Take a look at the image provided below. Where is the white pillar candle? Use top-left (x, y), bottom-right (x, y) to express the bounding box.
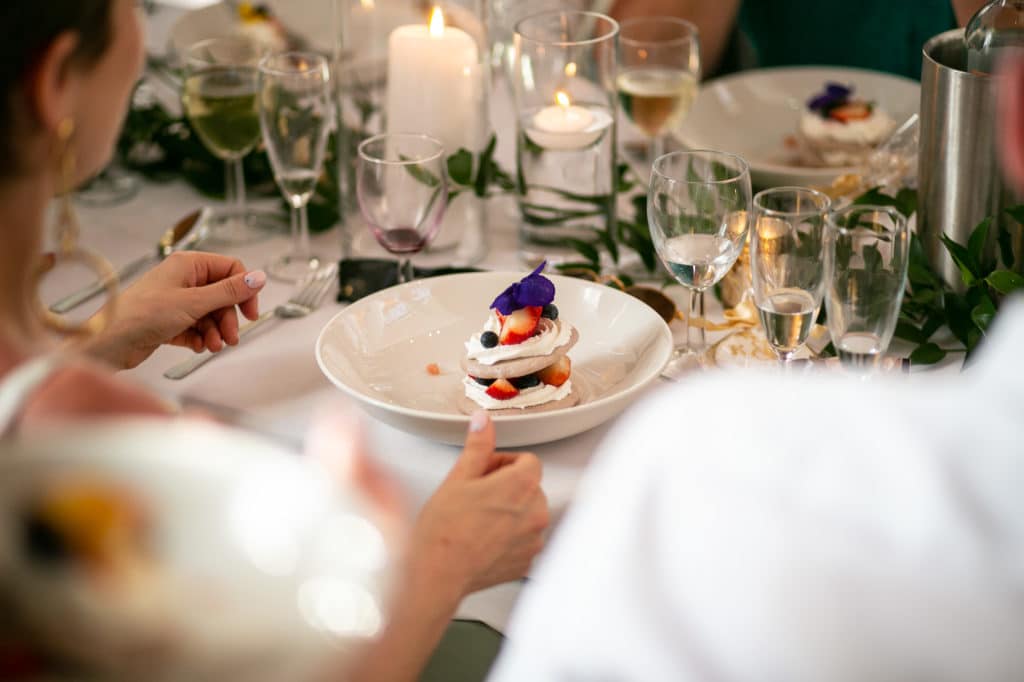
top-left (527, 90), bottom-right (613, 151)
top-left (385, 7), bottom-right (483, 156)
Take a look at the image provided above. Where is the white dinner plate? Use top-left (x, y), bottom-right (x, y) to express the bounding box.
top-left (316, 272), bottom-right (673, 447)
top-left (677, 66), bottom-right (920, 189)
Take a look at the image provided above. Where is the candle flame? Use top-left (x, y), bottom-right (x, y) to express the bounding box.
top-left (429, 6), bottom-right (445, 37)
top-left (564, 62), bottom-right (577, 77)
top-left (555, 90), bottom-right (571, 108)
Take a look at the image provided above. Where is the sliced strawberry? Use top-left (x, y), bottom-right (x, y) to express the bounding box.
top-left (485, 378), bottom-right (520, 400)
top-left (829, 103), bottom-right (871, 123)
top-left (537, 356), bottom-right (571, 387)
top-left (499, 306), bottom-right (543, 345)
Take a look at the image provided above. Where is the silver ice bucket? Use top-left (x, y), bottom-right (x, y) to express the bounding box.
top-left (918, 29), bottom-right (1023, 289)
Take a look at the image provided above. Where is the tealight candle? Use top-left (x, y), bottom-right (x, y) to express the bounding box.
top-left (527, 90), bottom-right (613, 151)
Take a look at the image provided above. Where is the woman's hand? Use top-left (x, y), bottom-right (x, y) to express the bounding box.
top-left (410, 411), bottom-right (550, 600)
top-left (85, 251), bottom-right (267, 369)
top-left (342, 410), bottom-right (549, 682)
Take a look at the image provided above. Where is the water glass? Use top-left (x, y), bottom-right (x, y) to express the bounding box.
top-left (750, 187), bottom-right (831, 364)
top-left (182, 36), bottom-right (272, 244)
top-left (259, 52), bottom-right (334, 282)
top-left (617, 17), bottom-right (700, 165)
top-left (648, 150), bottom-right (751, 372)
top-left (356, 133), bottom-right (449, 283)
top-left (825, 204), bottom-right (910, 371)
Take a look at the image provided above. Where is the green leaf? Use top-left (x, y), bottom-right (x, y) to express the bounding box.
top-left (446, 149), bottom-right (473, 186)
top-left (597, 229), bottom-right (620, 264)
top-left (473, 135), bottom-right (498, 197)
top-left (894, 320), bottom-right (927, 343)
top-left (944, 293), bottom-right (973, 346)
top-left (986, 270), bottom-right (1024, 294)
top-left (967, 217), bottom-right (992, 274)
top-left (402, 156), bottom-right (441, 187)
top-left (1004, 204), bottom-right (1024, 224)
top-left (862, 243), bottom-right (884, 273)
top-left (939, 233), bottom-right (979, 286)
top-left (895, 188), bottom-right (918, 218)
top-left (910, 342), bottom-right (946, 365)
top-left (563, 238), bottom-right (600, 267)
top-left (998, 224), bottom-right (1016, 269)
top-left (971, 293), bottom-right (997, 333)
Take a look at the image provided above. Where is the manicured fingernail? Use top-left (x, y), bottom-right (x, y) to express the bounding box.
top-left (469, 410), bottom-right (489, 433)
top-left (244, 270), bottom-right (266, 289)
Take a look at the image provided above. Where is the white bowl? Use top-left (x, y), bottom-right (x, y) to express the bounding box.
top-left (677, 66), bottom-right (920, 189)
top-left (316, 272), bottom-right (673, 447)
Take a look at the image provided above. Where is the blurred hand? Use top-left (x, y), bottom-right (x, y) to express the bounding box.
top-left (88, 251), bottom-right (266, 369)
top-left (410, 411), bottom-right (550, 599)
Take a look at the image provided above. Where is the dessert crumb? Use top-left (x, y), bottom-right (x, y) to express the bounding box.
top-left (426, 363), bottom-right (441, 376)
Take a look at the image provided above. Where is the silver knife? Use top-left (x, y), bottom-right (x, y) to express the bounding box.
top-left (50, 208), bottom-right (208, 313)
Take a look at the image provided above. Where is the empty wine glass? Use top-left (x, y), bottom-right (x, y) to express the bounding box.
top-left (648, 150), bottom-right (750, 374)
top-left (617, 17), bottom-right (700, 166)
top-left (750, 187), bottom-right (831, 365)
top-left (182, 36), bottom-right (274, 244)
top-left (357, 133), bottom-right (449, 283)
top-left (825, 204), bottom-right (910, 372)
top-left (259, 52), bottom-right (334, 282)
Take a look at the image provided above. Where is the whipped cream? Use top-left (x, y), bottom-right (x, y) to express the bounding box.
top-left (798, 109), bottom-right (895, 146)
top-left (463, 377), bottom-right (573, 410)
top-left (465, 312), bottom-right (573, 365)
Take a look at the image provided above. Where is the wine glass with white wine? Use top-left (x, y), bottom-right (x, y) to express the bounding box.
top-left (648, 150), bottom-right (750, 376)
top-left (259, 52), bottom-right (334, 282)
top-left (182, 36), bottom-right (276, 244)
top-left (617, 17), bottom-right (700, 167)
top-left (750, 187), bottom-right (831, 365)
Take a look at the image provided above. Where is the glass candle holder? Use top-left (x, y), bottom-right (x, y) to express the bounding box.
top-left (512, 10), bottom-right (619, 267)
top-left (335, 0), bottom-right (489, 266)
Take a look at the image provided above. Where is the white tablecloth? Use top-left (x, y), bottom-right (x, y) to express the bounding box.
top-left (43, 1), bottom-right (953, 633)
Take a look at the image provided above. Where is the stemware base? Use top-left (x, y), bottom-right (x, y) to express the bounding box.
top-left (202, 207), bottom-right (283, 247)
top-left (660, 348), bottom-right (710, 380)
top-left (267, 252), bottom-right (328, 283)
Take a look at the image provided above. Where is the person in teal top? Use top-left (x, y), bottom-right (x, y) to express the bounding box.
top-left (611, 0), bottom-right (987, 79)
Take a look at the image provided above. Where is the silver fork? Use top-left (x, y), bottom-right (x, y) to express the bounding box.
top-left (163, 263), bottom-right (338, 380)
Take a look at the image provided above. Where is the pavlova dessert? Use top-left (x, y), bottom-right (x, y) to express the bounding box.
top-left (796, 82), bottom-right (896, 167)
top-left (459, 264), bottom-right (580, 415)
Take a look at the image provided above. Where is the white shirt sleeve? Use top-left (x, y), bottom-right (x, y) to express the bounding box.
top-left (488, 341), bottom-right (1024, 682)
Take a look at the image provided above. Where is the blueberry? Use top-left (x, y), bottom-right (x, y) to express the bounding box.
top-left (480, 331), bottom-right (499, 348)
top-left (541, 304), bottom-right (559, 320)
top-left (512, 374), bottom-right (541, 389)
top-left (473, 376), bottom-right (495, 386)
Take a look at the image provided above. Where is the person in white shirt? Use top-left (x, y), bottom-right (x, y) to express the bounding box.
top-left (488, 55), bottom-right (1024, 682)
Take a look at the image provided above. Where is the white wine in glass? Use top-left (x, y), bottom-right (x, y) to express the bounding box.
top-left (183, 36), bottom-right (277, 244)
top-left (757, 288), bottom-right (817, 357)
top-left (617, 68), bottom-right (698, 139)
top-left (617, 17), bottom-right (700, 163)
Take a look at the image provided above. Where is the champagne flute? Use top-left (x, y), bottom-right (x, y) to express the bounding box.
top-left (750, 187), bottom-right (831, 365)
top-left (825, 205), bottom-right (910, 372)
top-left (617, 17), bottom-right (700, 166)
top-left (259, 52), bottom-right (334, 282)
top-left (357, 133), bottom-right (448, 284)
top-left (182, 36), bottom-right (272, 244)
top-left (648, 150), bottom-right (750, 374)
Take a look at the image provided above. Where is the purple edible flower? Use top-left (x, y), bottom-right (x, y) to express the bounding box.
top-left (807, 82), bottom-right (853, 113)
top-left (491, 262), bottom-right (556, 314)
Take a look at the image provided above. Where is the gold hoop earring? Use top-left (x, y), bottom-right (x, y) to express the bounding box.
top-left (32, 118), bottom-right (119, 338)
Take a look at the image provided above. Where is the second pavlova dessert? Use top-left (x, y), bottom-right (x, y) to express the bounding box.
top-left (459, 264), bottom-right (579, 415)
